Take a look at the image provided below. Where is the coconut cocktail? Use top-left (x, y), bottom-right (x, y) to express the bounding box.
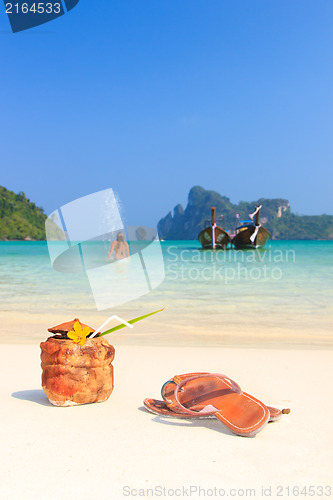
top-left (40, 309), bottom-right (164, 407)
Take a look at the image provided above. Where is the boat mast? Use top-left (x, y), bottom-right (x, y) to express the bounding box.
top-left (249, 205), bottom-right (262, 245)
top-left (211, 206), bottom-right (216, 249)
top-left (254, 205), bottom-right (261, 226)
top-left (234, 213), bottom-right (240, 236)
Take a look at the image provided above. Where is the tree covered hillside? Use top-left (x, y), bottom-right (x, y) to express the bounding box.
top-left (0, 186), bottom-right (46, 240)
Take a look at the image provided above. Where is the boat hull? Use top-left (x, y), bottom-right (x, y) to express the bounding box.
top-left (198, 226), bottom-right (231, 249)
top-left (232, 226), bottom-right (271, 249)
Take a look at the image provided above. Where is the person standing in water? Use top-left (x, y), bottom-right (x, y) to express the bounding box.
top-left (107, 232), bottom-right (130, 261)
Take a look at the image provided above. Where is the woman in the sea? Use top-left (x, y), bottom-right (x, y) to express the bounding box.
top-left (107, 232), bottom-right (130, 261)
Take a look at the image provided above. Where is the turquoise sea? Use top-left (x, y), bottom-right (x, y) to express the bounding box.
top-left (0, 241), bottom-right (332, 346)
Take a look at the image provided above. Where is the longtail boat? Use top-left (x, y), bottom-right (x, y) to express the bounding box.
top-left (198, 207), bottom-right (231, 249)
top-left (232, 205), bottom-right (271, 249)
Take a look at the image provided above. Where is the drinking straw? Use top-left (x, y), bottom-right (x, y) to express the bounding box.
top-left (90, 307), bottom-right (166, 338)
top-left (90, 315), bottom-right (133, 339)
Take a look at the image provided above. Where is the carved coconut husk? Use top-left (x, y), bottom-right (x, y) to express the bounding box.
top-left (40, 336), bottom-right (115, 406)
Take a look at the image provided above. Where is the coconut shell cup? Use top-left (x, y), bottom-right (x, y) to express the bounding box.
top-left (40, 336), bottom-right (115, 407)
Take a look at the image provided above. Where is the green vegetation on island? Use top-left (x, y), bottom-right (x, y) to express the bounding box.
top-left (1, 184), bottom-right (333, 241)
top-left (158, 186), bottom-right (333, 240)
top-left (0, 186), bottom-right (47, 240)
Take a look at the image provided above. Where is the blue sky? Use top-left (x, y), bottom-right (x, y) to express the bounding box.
top-left (1, 0), bottom-right (332, 226)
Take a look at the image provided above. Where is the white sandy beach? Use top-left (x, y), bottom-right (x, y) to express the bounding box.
top-left (0, 343), bottom-right (332, 500)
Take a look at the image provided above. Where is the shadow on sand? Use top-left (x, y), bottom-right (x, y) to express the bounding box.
top-left (12, 389), bottom-right (52, 407)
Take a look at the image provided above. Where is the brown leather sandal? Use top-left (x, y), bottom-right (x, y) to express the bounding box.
top-left (143, 397), bottom-right (284, 422)
top-left (144, 372), bottom-right (290, 436)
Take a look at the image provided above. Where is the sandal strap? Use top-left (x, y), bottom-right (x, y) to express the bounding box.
top-left (174, 373), bottom-right (242, 415)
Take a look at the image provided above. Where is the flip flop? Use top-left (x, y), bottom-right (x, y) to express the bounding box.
top-left (144, 397), bottom-right (214, 418)
top-left (144, 372), bottom-right (290, 437)
top-left (144, 373), bottom-right (214, 419)
top-left (143, 397), bottom-right (285, 422)
top-left (173, 373), bottom-right (271, 436)
top-left (160, 372), bottom-right (284, 422)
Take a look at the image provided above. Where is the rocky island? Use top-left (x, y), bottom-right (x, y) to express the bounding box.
top-left (157, 186), bottom-right (333, 240)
